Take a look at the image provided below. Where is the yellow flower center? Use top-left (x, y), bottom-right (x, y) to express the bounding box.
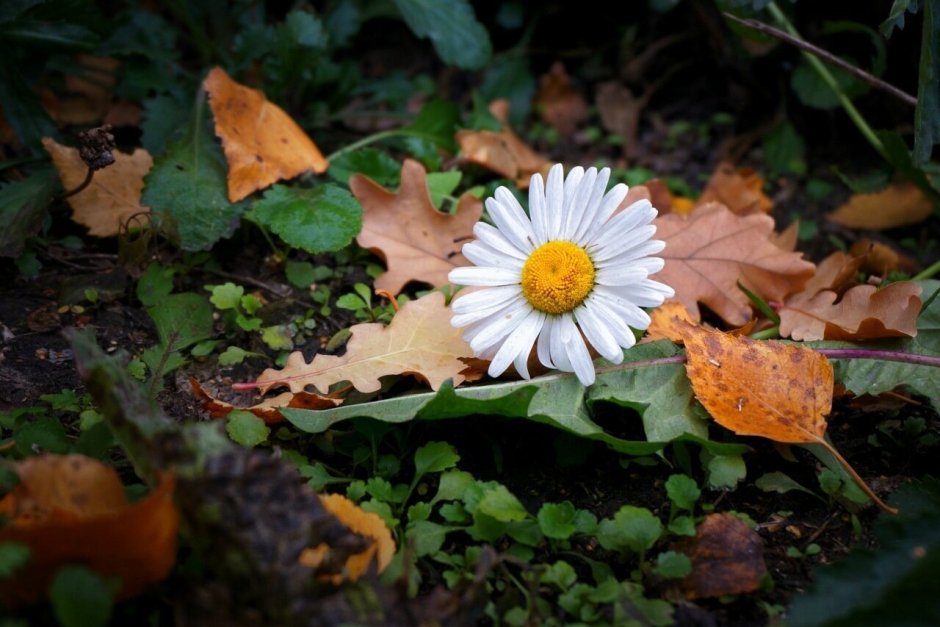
top-left (520, 241), bottom-right (596, 314)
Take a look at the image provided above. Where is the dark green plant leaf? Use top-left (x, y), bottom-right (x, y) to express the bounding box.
top-left (791, 58), bottom-right (867, 110)
top-left (0, 62), bottom-right (58, 151)
top-left (227, 410), bottom-right (270, 447)
top-left (14, 416), bottom-right (70, 456)
top-left (402, 99), bottom-right (461, 153)
top-left (763, 121), bottom-right (806, 178)
top-left (479, 56), bottom-right (536, 126)
top-left (414, 441), bottom-right (460, 479)
top-left (0, 18), bottom-right (99, 48)
top-left (0, 542), bottom-right (30, 579)
top-left (142, 102), bottom-right (243, 251)
top-left (251, 184), bottom-right (362, 254)
top-left (597, 505), bottom-right (663, 554)
top-left (477, 484), bottom-right (528, 523)
top-left (393, 0), bottom-right (492, 70)
top-left (140, 93), bottom-right (189, 156)
top-left (136, 263), bottom-right (175, 307)
top-left (0, 166), bottom-right (57, 257)
top-left (148, 292), bottom-right (214, 351)
top-left (50, 565), bottom-right (113, 627)
top-left (789, 478), bottom-right (940, 627)
top-left (914, 0), bottom-right (940, 165)
top-left (755, 471), bottom-right (821, 498)
top-left (327, 148), bottom-right (401, 186)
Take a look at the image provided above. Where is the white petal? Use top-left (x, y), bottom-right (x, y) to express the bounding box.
top-left (593, 288), bottom-right (653, 329)
top-left (537, 316), bottom-right (555, 368)
top-left (576, 304), bottom-right (623, 363)
top-left (595, 265), bottom-right (649, 286)
top-left (563, 167), bottom-right (597, 240)
top-left (469, 300), bottom-right (532, 355)
top-left (486, 197), bottom-right (535, 254)
top-left (580, 183), bottom-right (629, 243)
top-left (546, 164), bottom-right (565, 237)
top-left (591, 225), bottom-right (659, 263)
top-left (528, 173), bottom-right (549, 245)
top-left (594, 239), bottom-right (667, 269)
top-left (584, 295), bottom-right (637, 349)
top-left (558, 315), bottom-right (595, 385)
top-left (462, 241), bottom-right (525, 269)
top-left (495, 186), bottom-right (536, 244)
top-left (451, 285), bottom-right (520, 314)
top-left (452, 294), bottom-right (525, 328)
top-left (571, 167), bottom-right (611, 243)
top-left (549, 317), bottom-right (573, 372)
top-left (488, 310), bottom-right (544, 378)
top-left (449, 266), bottom-right (520, 286)
top-left (563, 167), bottom-right (585, 209)
top-left (473, 222), bottom-right (528, 260)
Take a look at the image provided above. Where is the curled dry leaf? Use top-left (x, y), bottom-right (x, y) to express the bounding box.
top-left (0, 454), bottom-right (179, 605)
top-left (203, 67), bottom-right (328, 202)
top-left (42, 137), bottom-right (152, 237)
top-left (654, 203), bottom-right (815, 325)
top-left (299, 493), bottom-right (395, 584)
top-left (697, 162), bottom-right (773, 216)
top-left (455, 99), bottom-right (552, 187)
top-left (351, 159), bottom-right (483, 295)
top-left (190, 378), bottom-right (342, 424)
top-left (849, 239), bottom-right (919, 276)
top-left (677, 513), bottom-right (767, 600)
top-left (535, 62), bottom-right (588, 137)
top-left (678, 319), bottom-right (896, 513)
top-left (827, 181), bottom-right (933, 230)
top-left (254, 291), bottom-right (480, 396)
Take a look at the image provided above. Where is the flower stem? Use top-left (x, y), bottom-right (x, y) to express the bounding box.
top-left (815, 348), bottom-right (940, 367)
top-left (326, 129), bottom-right (406, 162)
top-left (912, 258), bottom-right (940, 281)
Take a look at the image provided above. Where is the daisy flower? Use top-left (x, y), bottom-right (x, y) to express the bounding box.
top-left (448, 163), bottom-right (674, 386)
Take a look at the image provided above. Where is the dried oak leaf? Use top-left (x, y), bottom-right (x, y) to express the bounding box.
top-left (849, 239), bottom-right (919, 276)
top-left (828, 181), bottom-right (933, 230)
top-left (350, 159), bottom-right (482, 295)
top-left (678, 320), bottom-right (895, 512)
top-left (203, 67), bottom-right (328, 202)
top-left (455, 99), bottom-right (552, 187)
top-left (42, 137), bottom-right (152, 237)
top-left (535, 62), bottom-right (588, 137)
top-left (697, 162), bottom-right (773, 215)
top-left (300, 493), bottom-right (395, 585)
top-left (0, 454), bottom-right (178, 605)
top-left (189, 378), bottom-right (341, 424)
top-left (255, 291), bottom-right (478, 395)
top-left (677, 513), bottom-right (766, 600)
top-left (654, 203), bottom-right (815, 325)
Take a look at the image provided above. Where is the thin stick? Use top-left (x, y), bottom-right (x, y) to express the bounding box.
top-left (61, 168), bottom-right (94, 199)
top-left (723, 12), bottom-right (918, 107)
top-left (814, 436), bottom-right (898, 514)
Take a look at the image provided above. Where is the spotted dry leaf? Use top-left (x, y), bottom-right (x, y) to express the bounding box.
top-left (678, 513), bottom-right (767, 600)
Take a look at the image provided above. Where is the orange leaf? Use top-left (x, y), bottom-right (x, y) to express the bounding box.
top-left (697, 162), bottom-right (773, 215)
top-left (654, 203), bottom-right (815, 325)
top-left (679, 321), bottom-right (895, 513)
top-left (0, 455), bottom-right (179, 605)
top-left (827, 181), bottom-right (933, 230)
top-left (678, 513), bottom-right (767, 600)
top-left (255, 291), bottom-right (478, 395)
top-left (42, 137), bottom-right (152, 237)
top-left (299, 493), bottom-right (395, 584)
top-left (644, 301), bottom-right (695, 343)
top-left (779, 281), bottom-right (921, 341)
top-left (203, 67), bottom-right (328, 202)
top-left (189, 378), bottom-right (342, 424)
top-left (350, 159), bottom-right (483, 295)
top-left (455, 100), bottom-right (552, 187)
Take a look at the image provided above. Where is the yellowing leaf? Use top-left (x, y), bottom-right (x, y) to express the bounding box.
top-left (0, 455), bottom-right (179, 605)
top-left (203, 67), bottom-right (328, 202)
top-left (455, 99), bottom-right (552, 187)
top-left (697, 162), bottom-right (773, 215)
top-left (828, 181), bottom-right (933, 230)
top-left (300, 493), bottom-right (395, 584)
top-left (42, 137), bottom-right (152, 237)
top-left (350, 159), bottom-right (482, 295)
top-left (678, 320), bottom-right (895, 513)
top-left (255, 291), bottom-right (478, 395)
top-left (653, 203), bottom-right (815, 325)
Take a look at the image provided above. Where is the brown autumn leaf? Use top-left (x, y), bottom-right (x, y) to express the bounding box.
top-left (41, 55), bottom-right (119, 125)
top-left (0, 454), bottom-right (179, 605)
top-left (254, 291), bottom-right (478, 396)
top-left (189, 378), bottom-right (342, 424)
top-left (678, 319), bottom-right (895, 512)
top-left (654, 203), bottom-right (815, 325)
top-left (677, 513), bottom-right (767, 600)
top-left (849, 239), bottom-right (919, 276)
top-left (644, 301), bottom-right (696, 343)
top-left (535, 62), bottom-right (588, 137)
top-left (43, 137), bottom-right (152, 237)
top-left (203, 67), bottom-right (328, 202)
top-left (828, 181), bottom-right (933, 230)
top-left (350, 159), bottom-right (483, 295)
top-left (779, 281), bottom-right (922, 341)
top-left (455, 99), bottom-right (552, 187)
top-left (299, 493), bottom-right (395, 584)
top-left (698, 162), bottom-right (773, 215)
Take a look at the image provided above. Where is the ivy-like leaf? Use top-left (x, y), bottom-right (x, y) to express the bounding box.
top-left (251, 184), bottom-right (362, 254)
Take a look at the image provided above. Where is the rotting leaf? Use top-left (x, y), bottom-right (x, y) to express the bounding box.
top-left (252, 291), bottom-right (480, 395)
top-left (203, 67), bottom-right (328, 202)
top-left (190, 378), bottom-right (341, 425)
top-left (0, 454), bottom-right (178, 605)
top-left (678, 319), bottom-right (896, 513)
top-left (300, 493), bottom-right (395, 584)
top-left (43, 137), bottom-right (152, 237)
top-left (350, 159), bottom-right (482, 295)
top-left (827, 181), bottom-right (933, 230)
top-left (677, 513), bottom-right (766, 600)
top-left (654, 203), bottom-right (815, 325)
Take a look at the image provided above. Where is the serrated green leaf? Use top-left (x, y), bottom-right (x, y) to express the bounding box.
top-left (414, 441), bottom-right (460, 479)
top-left (209, 282), bottom-right (244, 310)
top-left (407, 520), bottom-right (451, 556)
top-left (393, 0), bottom-right (491, 70)
top-left (50, 565), bottom-right (113, 627)
top-left (252, 184), bottom-right (362, 254)
top-left (542, 560), bottom-right (578, 590)
top-left (148, 293), bottom-right (214, 350)
top-left (478, 484), bottom-right (528, 522)
top-left (226, 410), bottom-right (269, 447)
top-left (0, 166), bottom-right (57, 257)
top-left (665, 474), bottom-right (700, 511)
top-left (597, 505), bottom-right (663, 554)
top-left (537, 501), bottom-right (578, 540)
top-left (142, 103), bottom-right (243, 251)
top-left (327, 148), bottom-right (401, 186)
